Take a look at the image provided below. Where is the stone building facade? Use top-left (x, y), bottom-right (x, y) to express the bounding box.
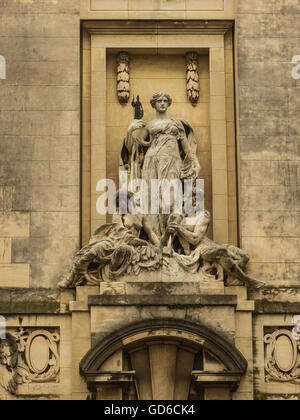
top-left (0, 0), bottom-right (299, 400)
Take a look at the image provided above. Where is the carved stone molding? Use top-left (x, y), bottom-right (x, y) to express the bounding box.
top-left (264, 329), bottom-right (300, 384)
top-left (84, 21), bottom-right (233, 37)
top-left (186, 52), bottom-right (200, 105)
top-left (117, 51), bottom-right (130, 104)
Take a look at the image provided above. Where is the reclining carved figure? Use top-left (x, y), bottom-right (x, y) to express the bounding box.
top-left (165, 210), bottom-right (265, 289)
top-left (58, 210), bottom-right (162, 289)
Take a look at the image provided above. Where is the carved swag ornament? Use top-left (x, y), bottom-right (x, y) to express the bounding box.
top-left (186, 52), bottom-right (200, 105)
top-left (117, 52), bottom-right (130, 104)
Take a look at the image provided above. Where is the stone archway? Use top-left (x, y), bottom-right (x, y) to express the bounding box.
top-left (80, 320), bottom-right (247, 400)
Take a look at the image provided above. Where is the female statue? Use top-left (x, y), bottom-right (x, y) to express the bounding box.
top-left (120, 92), bottom-right (201, 239)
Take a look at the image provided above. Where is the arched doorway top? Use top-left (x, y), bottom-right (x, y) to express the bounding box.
top-left (80, 319), bottom-right (248, 376)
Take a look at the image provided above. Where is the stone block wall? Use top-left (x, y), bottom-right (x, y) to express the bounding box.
top-left (0, 0), bottom-right (81, 288)
top-left (80, 0), bottom-right (235, 20)
top-left (237, 0), bottom-right (300, 400)
top-left (237, 0), bottom-right (300, 288)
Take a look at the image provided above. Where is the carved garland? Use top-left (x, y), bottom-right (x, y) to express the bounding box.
top-left (117, 51), bottom-right (130, 104)
top-left (264, 329), bottom-right (300, 383)
top-left (186, 52), bottom-right (200, 105)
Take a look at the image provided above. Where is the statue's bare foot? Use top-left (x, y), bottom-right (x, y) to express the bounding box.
top-left (57, 278), bottom-right (72, 290)
top-left (57, 273), bottom-right (75, 290)
top-left (229, 264), bottom-right (265, 289)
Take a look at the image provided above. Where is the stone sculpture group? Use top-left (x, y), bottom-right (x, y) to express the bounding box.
top-left (58, 92), bottom-right (264, 290)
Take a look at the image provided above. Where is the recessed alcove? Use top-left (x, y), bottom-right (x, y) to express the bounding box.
top-left (81, 21), bottom-right (238, 248)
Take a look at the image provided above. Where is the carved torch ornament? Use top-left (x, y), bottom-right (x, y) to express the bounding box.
top-left (117, 51), bottom-right (130, 104)
top-left (186, 52), bottom-right (200, 105)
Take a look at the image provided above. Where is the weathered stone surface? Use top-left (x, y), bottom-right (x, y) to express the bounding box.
top-left (0, 212), bottom-right (29, 237)
top-left (0, 0), bottom-right (79, 14)
top-left (0, 265), bottom-right (30, 288)
top-left (255, 301), bottom-right (300, 314)
top-left (88, 293), bottom-right (237, 307)
top-left (249, 286), bottom-right (300, 303)
top-left (0, 0), bottom-right (80, 289)
top-left (90, 304), bottom-right (236, 347)
top-left (237, 1), bottom-right (300, 401)
top-left (237, 0), bottom-right (300, 287)
top-left (0, 289), bottom-right (65, 314)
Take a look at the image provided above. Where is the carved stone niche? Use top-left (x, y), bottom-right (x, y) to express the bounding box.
top-left (80, 320), bottom-right (247, 401)
top-left (264, 327), bottom-right (300, 384)
top-left (0, 328), bottom-right (60, 397)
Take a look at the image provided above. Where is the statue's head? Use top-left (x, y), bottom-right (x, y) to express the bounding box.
top-left (150, 92), bottom-right (172, 113)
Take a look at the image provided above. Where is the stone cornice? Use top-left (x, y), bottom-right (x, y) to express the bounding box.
top-left (83, 20), bottom-right (233, 36)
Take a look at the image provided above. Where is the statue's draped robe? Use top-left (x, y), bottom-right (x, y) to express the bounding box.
top-left (69, 219), bottom-right (162, 285)
top-left (120, 119), bottom-right (199, 238)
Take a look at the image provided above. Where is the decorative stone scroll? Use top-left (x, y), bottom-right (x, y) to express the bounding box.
top-left (0, 328), bottom-right (60, 395)
top-left (264, 329), bottom-right (300, 384)
top-left (186, 52), bottom-right (200, 105)
top-left (117, 51), bottom-right (130, 104)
